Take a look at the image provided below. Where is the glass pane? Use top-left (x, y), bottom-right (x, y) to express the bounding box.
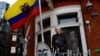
top-left (11, 46), bottom-right (16, 53)
top-left (58, 13), bottom-right (78, 24)
top-left (59, 18), bottom-right (76, 24)
top-left (37, 31), bottom-right (51, 47)
top-left (61, 26), bottom-right (82, 53)
top-left (0, 9), bottom-right (2, 14)
top-left (44, 31), bottom-right (51, 47)
top-left (43, 18), bottom-right (50, 29)
top-left (38, 17), bottom-right (50, 29)
top-left (2, 3), bottom-right (7, 9)
top-left (0, 2), bottom-right (9, 19)
top-left (0, 3), bottom-right (3, 8)
top-left (12, 35), bottom-right (17, 41)
top-left (37, 34), bottom-right (42, 43)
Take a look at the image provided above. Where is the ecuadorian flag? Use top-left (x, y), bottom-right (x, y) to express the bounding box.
top-left (4, 0), bottom-right (39, 30)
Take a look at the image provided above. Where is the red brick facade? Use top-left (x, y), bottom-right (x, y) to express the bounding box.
top-left (81, 0), bottom-right (100, 56)
top-left (7, 0), bottom-right (100, 56)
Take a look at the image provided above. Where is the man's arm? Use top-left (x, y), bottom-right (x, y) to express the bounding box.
top-left (52, 35), bottom-right (57, 49)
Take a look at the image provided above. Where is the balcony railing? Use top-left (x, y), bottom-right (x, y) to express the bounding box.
top-left (37, 49), bottom-right (91, 56)
top-left (56, 50), bottom-right (90, 56)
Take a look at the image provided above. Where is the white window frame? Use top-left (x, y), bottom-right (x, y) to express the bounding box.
top-left (12, 35), bottom-right (17, 41)
top-left (35, 5), bottom-right (88, 56)
top-left (10, 46), bottom-right (16, 54)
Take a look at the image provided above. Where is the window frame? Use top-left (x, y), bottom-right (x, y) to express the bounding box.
top-left (35, 5), bottom-right (88, 56)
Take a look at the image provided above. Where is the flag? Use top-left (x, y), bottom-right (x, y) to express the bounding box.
top-left (4, 0), bottom-right (39, 30)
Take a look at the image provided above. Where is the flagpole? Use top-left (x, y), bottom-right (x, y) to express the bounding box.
top-left (39, 0), bottom-right (44, 42)
top-left (25, 25), bottom-right (30, 38)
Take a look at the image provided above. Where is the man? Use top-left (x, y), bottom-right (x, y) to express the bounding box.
top-left (52, 27), bottom-right (68, 56)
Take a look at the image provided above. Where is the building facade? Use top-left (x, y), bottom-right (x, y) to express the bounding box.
top-left (34, 0), bottom-right (100, 56)
top-left (0, 2), bottom-right (9, 56)
top-left (6, 0), bottom-right (100, 56)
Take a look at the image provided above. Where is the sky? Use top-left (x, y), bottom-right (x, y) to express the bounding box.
top-left (0, 0), bottom-right (17, 6)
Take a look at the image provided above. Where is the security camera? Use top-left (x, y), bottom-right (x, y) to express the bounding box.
top-left (85, 0), bottom-right (93, 10)
top-left (91, 12), bottom-right (98, 19)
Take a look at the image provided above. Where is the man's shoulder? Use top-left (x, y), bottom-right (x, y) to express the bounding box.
top-left (52, 34), bottom-right (57, 37)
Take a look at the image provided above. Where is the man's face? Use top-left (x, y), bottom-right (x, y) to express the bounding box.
top-left (55, 28), bottom-right (60, 34)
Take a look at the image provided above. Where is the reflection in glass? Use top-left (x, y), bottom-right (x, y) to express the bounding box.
top-left (11, 46), bottom-right (16, 54)
top-left (44, 31), bottom-right (51, 47)
top-left (37, 34), bottom-right (42, 43)
top-left (58, 13), bottom-right (78, 24)
top-left (61, 27), bottom-right (82, 53)
top-left (43, 18), bottom-right (50, 29)
top-left (37, 31), bottom-right (51, 47)
top-left (38, 17), bottom-right (50, 30)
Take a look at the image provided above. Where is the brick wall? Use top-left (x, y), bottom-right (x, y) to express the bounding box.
top-left (81, 0), bottom-right (100, 56)
top-left (24, 18), bottom-right (35, 56)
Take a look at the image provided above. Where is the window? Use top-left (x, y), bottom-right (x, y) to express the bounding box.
top-left (44, 31), bottom-right (51, 47)
top-left (61, 26), bottom-right (82, 53)
top-left (58, 13), bottom-right (78, 24)
top-left (37, 31), bottom-right (51, 47)
top-left (38, 17), bottom-right (50, 30)
top-left (35, 5), bottom-right (87, 56)
top-left (43, 18), bottom-right (50, 29)
top-left (0, 2), bottom-right (9, 19)
top-left (12, 35), bottom-right (17, 41)
top-left (37, 34), bottom-right (42, 43)
top-left (57, 12), bottom-right (84, 53)
top-left (11, 46), bottom-right (16, 53)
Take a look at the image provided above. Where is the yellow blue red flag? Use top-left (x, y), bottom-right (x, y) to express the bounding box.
top-left (4, 0), bottom-right (39, 30)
